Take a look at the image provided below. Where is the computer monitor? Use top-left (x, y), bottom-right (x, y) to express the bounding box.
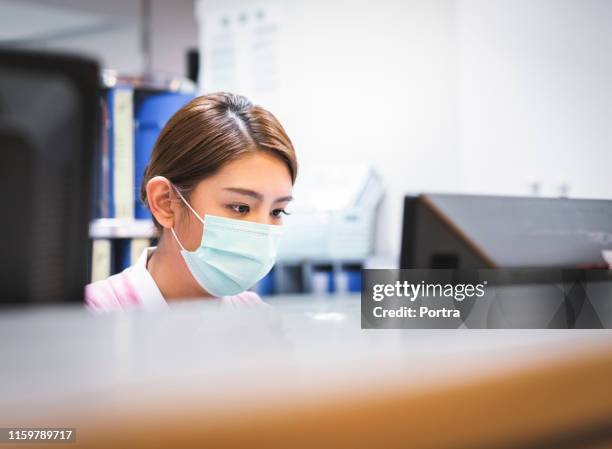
top-left (400, 193), bottom-right (612, 270)
top-left (0, 50), bottom-right (99, 305)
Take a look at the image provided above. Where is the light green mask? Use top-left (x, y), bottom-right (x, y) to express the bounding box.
top-left (170, 189), bottom-right (282, 297)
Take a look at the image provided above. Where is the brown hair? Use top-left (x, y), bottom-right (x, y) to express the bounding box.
top-left (140, 92), bottom-right (298, 232)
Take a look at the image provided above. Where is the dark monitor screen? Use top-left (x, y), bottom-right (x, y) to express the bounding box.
top-left (0, 50), bottom-right (99, 305)
top-left (400, 193), bottom-right (612, 270)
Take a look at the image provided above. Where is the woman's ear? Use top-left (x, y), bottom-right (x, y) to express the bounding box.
top-left (146, 176), bottom-right (178, 229)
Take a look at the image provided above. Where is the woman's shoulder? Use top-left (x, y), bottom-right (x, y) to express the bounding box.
top-left (85, 270), bottom-right (142, 312)
top-left (86, 274), bottom-right (266, 310)
top-left (221, 290), bottom-right (268, 306)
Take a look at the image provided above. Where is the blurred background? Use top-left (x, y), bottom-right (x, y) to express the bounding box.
top-left (1, 0), bottom-right (611, 298)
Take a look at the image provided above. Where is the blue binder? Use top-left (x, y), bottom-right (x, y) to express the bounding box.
top-left (134, 92), bottom-right (195, 218)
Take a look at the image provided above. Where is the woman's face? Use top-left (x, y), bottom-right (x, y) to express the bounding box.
top-left (174, 151), bottom-right (293, 251)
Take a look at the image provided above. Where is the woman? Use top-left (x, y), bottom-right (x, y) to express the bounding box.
top-left (86, 93), bottom-right (297, 310)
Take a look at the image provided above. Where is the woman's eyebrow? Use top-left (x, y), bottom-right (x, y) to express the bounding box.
top-left (223, 187), bottom-right (293, 203)
top-left (273, 195), bottom-right (293, 204)
top-left (223, 187), bottom-right (263, 200)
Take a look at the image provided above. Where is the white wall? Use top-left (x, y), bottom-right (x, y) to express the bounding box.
top-left (458, 0), bottom-right (612, 199)
top-left (197, 0), bottom-right (612, 261)
top-left (197, 0), bottom-right (462, 260)
top-left (149, 0), bottom-right (198, 75)
top-left (273, 0), bottom-right (461, 261)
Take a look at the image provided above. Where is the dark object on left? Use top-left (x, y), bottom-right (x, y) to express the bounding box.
top-left (0, 49), bottom-right (99, 306)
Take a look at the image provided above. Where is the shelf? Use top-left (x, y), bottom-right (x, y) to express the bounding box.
top-left (101, 69), bottom-right (196, 93)
top-left (89, 218), bottom-right (156, 239)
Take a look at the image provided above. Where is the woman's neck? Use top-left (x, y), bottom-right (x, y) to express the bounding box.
top-left (146, 234), bottom-right (214, 302)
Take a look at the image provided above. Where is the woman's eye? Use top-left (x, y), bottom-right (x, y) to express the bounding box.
top-left (230, 204), bottom-right (250, 214)
top-left (272, 209), bottom-right (289, 218)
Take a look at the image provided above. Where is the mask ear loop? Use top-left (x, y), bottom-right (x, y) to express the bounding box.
top-left (169, 182), bottom-right (205, 252)
top-left (170, 228), bottom-right (186, 251)
top-left (172, 185), bottom-right (205, 225)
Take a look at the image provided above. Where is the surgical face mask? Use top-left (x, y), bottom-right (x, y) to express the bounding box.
top-left (170, 188), bottom-right (283, 297)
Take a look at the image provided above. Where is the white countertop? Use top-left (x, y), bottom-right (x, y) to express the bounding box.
top-left (1, 294), bottom-right (611, 425)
